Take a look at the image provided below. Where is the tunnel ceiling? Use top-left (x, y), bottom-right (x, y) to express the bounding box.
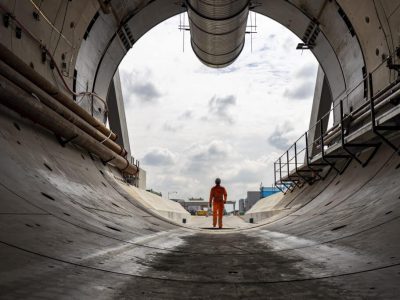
top-left (0, 0), bottom-right (399, 124)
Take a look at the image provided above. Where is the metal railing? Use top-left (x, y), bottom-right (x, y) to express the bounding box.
top-left (274, 49), bottom-right (400, 194)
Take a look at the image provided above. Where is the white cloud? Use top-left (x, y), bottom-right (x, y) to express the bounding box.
top-left (205, 95), bottom-right (237, 124)
top-left (188, 140), bottom-right (233, 161)
top-left (130, 82), bottom-right (161, 103)
top-left (284, 80), bottom-right (316, 100)
top-left (296, 64), bottom-right (318, 77)
top-left (180, 110), bottom-right (193, 119)
top-left (142, 147), bottom-right (176, 166)
top-left (163, 122), bottom-right (183, 132)
top-left (120, 69), bottom-right (162, 104)
top-left (267, 121), bottom-right (299, 151)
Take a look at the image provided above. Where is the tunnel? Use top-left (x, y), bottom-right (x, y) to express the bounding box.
top-left (1, 0), bottom-right (400, 299)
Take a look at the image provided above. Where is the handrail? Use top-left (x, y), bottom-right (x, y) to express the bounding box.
top-left (274, 49), bottom-right (400, 191)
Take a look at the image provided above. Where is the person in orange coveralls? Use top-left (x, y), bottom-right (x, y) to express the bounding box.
top-left (209, 178), bottom-right (227, 229)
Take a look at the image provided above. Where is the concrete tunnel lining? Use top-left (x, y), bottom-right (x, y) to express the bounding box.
top-left (1, 0), bottom-right (400, 298)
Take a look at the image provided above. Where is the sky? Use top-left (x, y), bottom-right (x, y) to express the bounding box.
top-left (119, 13), bottom-right (319, 205)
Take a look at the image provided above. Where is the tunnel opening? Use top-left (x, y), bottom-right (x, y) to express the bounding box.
top-left (116, 12), bottom-right (319, 210)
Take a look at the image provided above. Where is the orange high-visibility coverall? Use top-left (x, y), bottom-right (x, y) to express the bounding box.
top-left (209, 185), bottom-right (227, 228)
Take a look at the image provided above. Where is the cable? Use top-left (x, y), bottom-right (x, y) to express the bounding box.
top-left (0, 3), bottom-right (109, 117)
top-left (29, 0), bottom-right (73, 48)
top-left (52, 0), bottom-right (70, 56)
top-left (100, 131), bottom-right (113, 144)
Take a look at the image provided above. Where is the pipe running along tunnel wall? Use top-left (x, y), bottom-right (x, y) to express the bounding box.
top-left (1, 0), bottom-right (400, 298)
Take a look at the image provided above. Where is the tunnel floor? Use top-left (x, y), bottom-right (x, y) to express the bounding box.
top-left (1, 224), bottom-right (400, 299)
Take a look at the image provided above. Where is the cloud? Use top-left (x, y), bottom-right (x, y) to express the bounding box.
top-left (189, 140), bottom-right (232, 161)
top-left (295, 64), bottom-right (318, 78)
top-left (142, 147), bottom-right (176, 166)
top-left (223, 153), bottom-right (278, 185)
top-left (120, 69), bottom-right (162, 104)
top-left (180, 110), bottom-right (193, 120)
top-left (163, 122), bottom-right (183, 132)
top-left (205, 95), bottom-right (237, 124)
top-left (283, 80), bottom-right (315, 100)
top-left (196, 64), bottom-right (239, 74)
top-left (228, 164), bottom-right (264, 184)
top-left (162, 110), bottom-right (194, 132)
top-left (246, 62), bottom-right (260, 68)
top-left (129, 82), bottom-right (161, 103)
top-left (267, 121), bottom-right (298, 150)
top-left (183, 140), bottom-right (236, 175)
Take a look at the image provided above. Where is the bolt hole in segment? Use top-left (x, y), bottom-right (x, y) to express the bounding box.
top-left (13, 122), bottom-right (21, 131)
top-left (43, 163), bottom-right (53, 172)
top-left (41, 192), bottom-right (55, 201)
top-left (331, 225), bottom-right (347, 231)
top-left (106, 225), bottom-right (121, 232)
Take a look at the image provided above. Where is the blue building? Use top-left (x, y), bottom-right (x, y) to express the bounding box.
top-left (260, 186), bottom-right (279, 198)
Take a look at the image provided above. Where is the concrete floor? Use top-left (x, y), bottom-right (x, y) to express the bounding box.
top-left (1, 105), bottom-right (400, 299)
top-left (188, 215), bottom-right (252, 230)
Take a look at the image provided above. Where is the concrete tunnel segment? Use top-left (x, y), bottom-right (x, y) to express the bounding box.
top-left (0, 0), bottom-right (400, 299)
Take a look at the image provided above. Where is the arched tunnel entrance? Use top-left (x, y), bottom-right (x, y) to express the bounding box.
top-left (0, 1), bottom-right (400, 299)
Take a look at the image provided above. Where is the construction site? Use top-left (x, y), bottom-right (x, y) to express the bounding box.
top-left (0, 0), bottom-right (400, 299)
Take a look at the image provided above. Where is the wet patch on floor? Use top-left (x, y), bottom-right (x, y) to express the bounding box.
top-left (116, 232), bottom-right (351, 299)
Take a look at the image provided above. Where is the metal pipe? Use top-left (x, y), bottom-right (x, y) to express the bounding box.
top-left (0, 43), bottom-right (117, 141)
top-left (323, 80), bottom-right (400, 144)
top-left (187, 0), bottom-right (250, 68)
top-left (324, 87), bottom-right (400, 145)
top-left (0, 75), bottom-right (137, 175)
top-left (0, 60), bottom-right (127, 157)
top-left (350, 81), bottom-right (400, 121)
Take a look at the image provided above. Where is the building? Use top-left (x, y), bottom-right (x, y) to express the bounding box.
top-left (180, 198), bottom-right (208, 215)
top-left (238, 199), bottom-right (245, 214)
top-left (245, 191), bottom-right (261, 211)
top-left (241, 187), bottom-right (280, 213)
top-left (179, 197), bottom-right (237, 215)
top-left (260, 186), bottom-right (279, 198)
